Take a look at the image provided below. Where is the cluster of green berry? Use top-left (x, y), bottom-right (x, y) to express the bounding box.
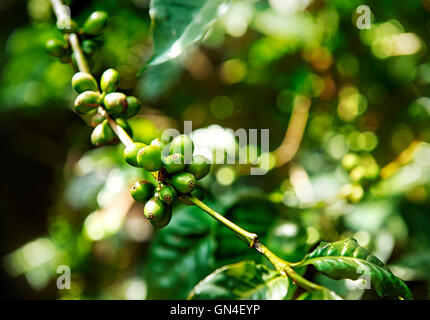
top-left (71, 68), bottom-right (141, 146)
top-left (124, 134), bottom-right (211, 228)
top-left (45, 11), bottom-right (108, 66)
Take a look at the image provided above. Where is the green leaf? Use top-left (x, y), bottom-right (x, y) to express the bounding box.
top-left (188, 261), bottom-right (291, 300)
top-left (297, 288), bottom-right (343, 300)
top-left (147, 0), bottom-right (231, 67)
top-left (144, 204), bottom-right (217, 299)
top-left (294, 238), bottom-right (413, 300)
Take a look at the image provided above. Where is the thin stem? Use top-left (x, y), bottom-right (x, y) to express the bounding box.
top-left (49, 0), bottom-right (134, 148)
top-left (186, 195), bottom-right (258, 247)
top-left (187, 194), bottom-right (324, 292)
top-left (68, 33), bottom-right (90, 73)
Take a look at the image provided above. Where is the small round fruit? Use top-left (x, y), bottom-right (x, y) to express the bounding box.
top-left (45, 39), bottom-right (67, 57)
top-left (130, 181), bottom-right (155, 203)
top-left (90, 113), bottom-right (104, 127)
top-left (169, 134), bottom-right (194, 159)
top-left (171, 172), bottom-right (196, 193)
top-left (91, 120), bottom-right (116, 146)
top-left (137, 145), bottom-right (163, 171)
top-left (144, 197), bottom-right (170, 221)
top-left (115, 118), bottom-right (133, 138)
top-left (124, 142), bottom-right (146, 167)
top-left (150, 209), bottom-right (172, 228)
top-left (74, 91), bottom-right (101, 114)
top-left (124, 96), bottom-right (141, 119)
top-left (158, 185), bottom-right (177, 205)
top-left (186, 155), bottom-right (211, 179)
top-left (82, 11), bottom-right (109, 36)
top-left (59, 19), bottom-right (79, 33)
top-left (150, 138), bottom-right (169, 157)
top-left (100, 68), bottom-right (119, 93)
top-left (164, 153), bottom-right (185, 174)
top-left (71, 72), bottom-right (98, 93)
top-left (103, 92), bottom-right (127, 117)
top-left (81, 40), bottom-right (97, 56)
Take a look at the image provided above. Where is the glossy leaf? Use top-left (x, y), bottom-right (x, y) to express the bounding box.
top-left (293, 238), bottom-right (413, 300)
top-left (147, 0), bottom-right (231, 67)
top-left (297, 288), bottom-right (343, 300)
top-left (188, 261), bottom-right (291, 300)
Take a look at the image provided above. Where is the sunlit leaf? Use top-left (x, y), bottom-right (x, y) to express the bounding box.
top-left (188, 261), bottom-right (291, 300)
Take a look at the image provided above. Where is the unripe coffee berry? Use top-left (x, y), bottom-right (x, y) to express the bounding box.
top-left (91, 119), bottom-right (116, 146)
top-left (130, 180), bottom-right (155, 203)
top-left (164, 153), bottom-right (185, 174)
top-left (150, 138), bottom-right (169, 157)
top-left (124, 96), bottom-right (141, 119)
top-left (82, 11), bottom-right (109, 36)
top-left (169, 134), bottom-right (194, 160)
top-left (81, 40), bottom-right (97, 56)
top-left (74, 91), bottom-right (101, 114)
top-left (59, 19), bottom-right (79, 34)
top-left (100, 68), bottom-right (119, 93)
top-left (72, 72), bottom-right (98, 93)
top-left (150, 209), bottom-right (172, 228)
top-left (186, 155), bottom-right (211, 179)
top-left (171, 172), bottom-right (196, 193)
top-left (144, 197), bottom-right (170, 222)
top-left (158, 185), bottom-right (177, 205)
top-left (103, 92), bottom-right (127, 117)
top-left (45, 39), bottom-right (68, 57)
top-left (124, 142), bottom-right (146, 167)
top-left (137, 145), bottom-right (163, 171)
top-left (115, 118), bottom-right (133, 138)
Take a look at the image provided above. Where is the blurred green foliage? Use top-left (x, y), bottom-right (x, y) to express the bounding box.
top-left (1, 0), bottom-right (430, 299)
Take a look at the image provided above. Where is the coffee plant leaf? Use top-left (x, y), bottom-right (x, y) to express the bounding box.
top-left (144, 203), bottom-right (217, 299)
top-left (294, 238), bottom-right (413, 300)
top-left (147, 0), bottom-right (231, 67)
top-left (188, 261), bottom-right (291, 300)
top-left (297, 288), bottom-right (343, 300)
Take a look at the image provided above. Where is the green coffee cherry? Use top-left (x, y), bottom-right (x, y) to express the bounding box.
top-left (124, 142), bottom-right (146, 167)
top-left (91, 119), bottom-right (116, 146)
top-left (171, 172), bottom-right (196, 193)
top-left (130, 180), bottom-right (155, 203)
top-left (59, 19), bottom-right (79, 34)
top-left (103, 92), bottom-right (127, 117)
top-left (45, 39), bottom-right (68, 57)
top-left (81, 40), bottom-right (97, 56)
top-left (100, 68), bottom-right (119, 93)
top-left (115, 118), bottom-right (133, 138)
top-left (90, 113), bottom-right (104, 127)
top-left (150, 138), bottom-right (169, 156)
top-left (150, 209), bottom-right (172, 228)
top-left (158, 185), bottom-right (177, 205)
top-left (82, 11), bottom-right (109, 36)
top-left (144, 197), bottom-right (170, 222)
top-left (137, 145), bottom-right (163, 171)
top-left (71, 72), bottom-right (98, 93)
top-left (186, 155), bottom-right (211, 179)
top-left (124, 96), bottom-right (141, 119)
top-left (164, 153), bottom-right (185, 174)
top-left (74, 91), bottom-right (101, 114)
top-left (169, 134), bottom-right (194, 159)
